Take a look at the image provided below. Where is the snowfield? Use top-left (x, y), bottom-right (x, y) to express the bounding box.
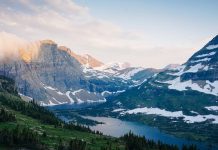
top-left (121, 107), bottom-right (218, 124)
top-left (117, 67), bottom-right (144, 80)
top-left (196, 52), bottom-right (216, 58)
top-left (112, 108), bottom-right (126, 112)
top-left (66, 91), bottom-right (75, 104)
top-left (40, 100), bottom-right (68, 106)
top-left (205, 106), bottom-right (218, 111)
top-left (190, 58), bottom-right (211, 63)
top-left (184, 63), bottom-right (204, 73)
top-left (206, 44), bottom-right (218, 50)
top-left (158, 75), bottom-right (218, 96)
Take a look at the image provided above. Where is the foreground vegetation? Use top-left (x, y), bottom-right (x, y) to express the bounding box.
top-left (0, 75), bottom-right (198, 149)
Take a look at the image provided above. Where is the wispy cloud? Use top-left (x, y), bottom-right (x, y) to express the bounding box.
top-left (0, 0), bottom-right (147, 48)
top-left (0, 31), bottom-right (40, 61)
top-left (0, 0), bottom-right (207, 68)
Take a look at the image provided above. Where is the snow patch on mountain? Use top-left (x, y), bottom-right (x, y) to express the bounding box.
top-left (19, 93), bottom-right (33, 102)
top-left (101, 90), bottom-right (125, 97)
top-left (205, 106), bottom-right (218, 111)
top-left (117, 67), bottom-right (144, 80)
top-left (167, 65), bottom-right (186, 76)
top-left (95, 62), bottom-right (131, 72)
top-left (66, 91), bottom-right (75, 104)
top-left (121, 107), bottom-right (218, 124)
top-left (44, 86), bottom-right (56, 91)
top-left (168, 63), bottom-right (210, 76)
top-left (190, 58), bottom-right (211, 63)
top-left (162, 77), bottom-right (218, 96)
top-left (40, 100), bottom-right (68, 106)
top-left (206, 44), bottom-right (218, 50)
top-left (185, 63), bottom-right (204, 73)
top-left (72, 89), bottom-right (84, 95)
top-left (112, 108), bottom-right (126, 112)
top-left (57, 91), bottom-right (64, 95)
top-left (196, 52), bottom-right (216, 58)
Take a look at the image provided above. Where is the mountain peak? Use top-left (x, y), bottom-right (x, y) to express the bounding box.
top-left (211, 34), bottom-right (218, 42)
top-left (58, 46), bottom-right (71, 52)
top-left (40, 39), bottom-right (56, 45)
top-left (203, 35), bottom-right (218, 50)
top-left (80, 54), bottom-right (104, 68)
top-left (58, 46), bottom-right (104, 68)
top-left (163, 64), bottom-right (180, 70)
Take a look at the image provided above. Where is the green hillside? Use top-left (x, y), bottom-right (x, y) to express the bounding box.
top-left (0, 75), bottom-right (197, 150)
top-left (0, 75), bottom-right (125, 150)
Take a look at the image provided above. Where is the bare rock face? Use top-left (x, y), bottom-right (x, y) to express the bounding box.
top-left (0, 40), bottom-right (105, 105)
top-left (34, 42), bottom-right (87, 90)
top-left (181, 35), bottom-right (218, 82)
top-left (0, 40), bottom-right (157, 106)
top-left (58, 46), bottom-right (104, 68)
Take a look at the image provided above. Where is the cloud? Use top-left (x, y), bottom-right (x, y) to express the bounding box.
top-left (0, 0), bottom-right (203, 68)
top-left (0, 0), bottom-right (144, 47)
top-left (0, 31), bottom-right (40, 62)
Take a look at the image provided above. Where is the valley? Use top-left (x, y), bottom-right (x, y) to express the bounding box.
top-left (50, 35), bottom-right (218, 149)
top-left (1, 35), bottom-right (218, 149)
top-left (1, 1), bottom-right (218, 149)
top-left (0, 74), bottom-right (195, 150)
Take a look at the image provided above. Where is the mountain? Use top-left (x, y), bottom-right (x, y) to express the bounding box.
top-left (0, 75), bottom-right (191, 150)
top-left (0, 40), bottom-right (157, 106)
top-left (0, 75), bottom-right (121, 149)
top-left (162, 35), bottom-right (218, 95)
top-left (105, 35), bottom-right (218, 113)
top-left (79, 35), bottom-right (218, 144)
top-left (163, 64), bottom-right (180, 70)
top-left (59, 46), bottom-right (104, 68)
top-left (0, 40), bottom-right (97, 106)
top-left (87, 62), bottom-right (159, 84)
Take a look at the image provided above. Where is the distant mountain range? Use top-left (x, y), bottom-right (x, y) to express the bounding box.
top-left (0, 39), bottom-right (157, 106)
top-left (76, 35), bottom-right (218, 144)
top-left (1, 33), bottom-right (218, 144)
top-left (96, 35), bottom-right (218, 118)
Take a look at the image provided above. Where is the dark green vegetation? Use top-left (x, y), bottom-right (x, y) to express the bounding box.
top-left (112, 79), bottom-right (218, 144)
top-left (0, 76), bottom-right (122, 150)
top-left (0, 107), bottom-right (16, 122)
top-left (0, 125), bottom-right (44, 149)
top-left (0, 75), bottom-right (199, 149)
top-left (75, 79), bottom-right (218, 144)
top-left (121, 132), bottom-right (197, 150)
top-left (55, 109), bottom-right (103, 126)
top-left (80, 35), bottom-right (218, 145)
top-left (120, 114), bottom-right (218, 144)
top-left (107, 78), bottom-right (218, 113)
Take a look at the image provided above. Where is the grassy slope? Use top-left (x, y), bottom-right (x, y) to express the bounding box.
top-left (0, 98), bottom-right (124, 150)
top-left (0, 75), bottom-right (124, 149)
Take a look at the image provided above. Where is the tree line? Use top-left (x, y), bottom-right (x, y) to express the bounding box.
top-left (0, 107), bottom-right (16, 122)
top-left (0, 93), bottom-right (97, 134)
top-left (121, 131), bottom-right (198, 150)
top-left (0, 125), bottom-right (46, 149)
top-left (0, 79), bottom-right (199, 150)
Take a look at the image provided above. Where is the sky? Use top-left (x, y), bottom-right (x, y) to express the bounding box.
top-left (0, 0), bottom-right (218, 68)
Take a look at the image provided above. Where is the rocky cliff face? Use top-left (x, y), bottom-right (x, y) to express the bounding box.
top-left (180, 35), bottom-right (218, 82)
top-left (157, 35), bottom-right (218, 96)
top-left (104, 35), bottom-right (218, 113)
top-left (91, 36), bottom-right (218, 127)
top-left (0, 40), bottom-right (156, 106)
top-left (0, 40), bottom-right (103, 105)
top-left (58, 46), bottom-right (104, 68)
